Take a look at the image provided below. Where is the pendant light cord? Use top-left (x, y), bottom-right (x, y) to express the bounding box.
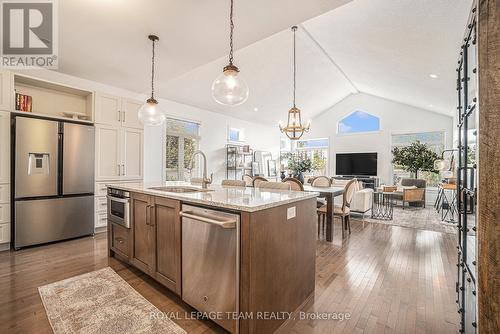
top-left (151, 38), bottom-right (156, 100)
top-left (229, 0), bottom-right (234, 66)
top-left (292, 26), bottom-right (297, 108)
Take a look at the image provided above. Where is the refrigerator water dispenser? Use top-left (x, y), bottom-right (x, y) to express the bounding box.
top-left (28, 153), bottom-right (50, 175)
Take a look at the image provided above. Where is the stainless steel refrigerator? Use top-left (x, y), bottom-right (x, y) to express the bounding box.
top-left (13, 116), bottom-right (95, 249)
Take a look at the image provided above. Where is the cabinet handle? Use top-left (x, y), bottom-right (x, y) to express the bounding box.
top-left (149, 205), bottom-right (155, 227)
top-left (115, 237), bottom-right (124, 244)
top-left (122, 111), bottom-right (126, 123)
top-left (117, 164), bottom-right (121, 176)
top-left (145, 205), bottom-right (150, 225)
top-left (117, 110), bottom-right (121, 122)
top-left (122, 164), bottom-right (126, 176)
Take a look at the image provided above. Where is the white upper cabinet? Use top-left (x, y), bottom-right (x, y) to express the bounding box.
top-left (95, 125), bottom-right (121, 181)
top-left (95, 93), bottom-right (143, 129)
top-left (95, 125), bottom-right (143, 181)
top-left (0, 71), bottom-right (13, 111)
top-left (121, 128), bottom-right (143, 180)
top-left (0, 111), bottom-right (10, 184)
top-left (121, 99), bottom-right (143, 129)
top-left (95, 93), bottom-right (122, 127)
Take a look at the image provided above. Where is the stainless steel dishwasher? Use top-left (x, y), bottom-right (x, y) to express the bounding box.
top-left (180, 204), bottom-right (240, 334)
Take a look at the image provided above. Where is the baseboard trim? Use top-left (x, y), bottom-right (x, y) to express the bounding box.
top-left (0, 243), bottom-right (11, 252)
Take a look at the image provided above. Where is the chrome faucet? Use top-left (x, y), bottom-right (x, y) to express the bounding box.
top-left (188, 150), bottom-right (212, 189)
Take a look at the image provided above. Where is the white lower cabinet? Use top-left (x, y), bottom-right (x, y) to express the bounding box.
top-left (0, 184), bottom-right (9, 203)
top-left (0, 223), bottom-right (10, 244)
top-left (95, 212), bottom-right (108, 229)
top-left (0, 203), bottom-right (10, 225)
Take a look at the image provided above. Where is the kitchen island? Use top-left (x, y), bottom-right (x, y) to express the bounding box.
top-left (107, 182), bottom-right (318, 334)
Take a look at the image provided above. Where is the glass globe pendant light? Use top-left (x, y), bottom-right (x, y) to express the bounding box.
top-left (138, 35), bottom-right (166, 126)
top-left (279, 26), bottom-right (311, 140)
top-left (212, 0), bottom-right (249, 106)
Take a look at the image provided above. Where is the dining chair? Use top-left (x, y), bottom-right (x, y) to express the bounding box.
top-left (317, 179), bottom-right (357, 238)
top-left (312, 176), bottom-right (330, 209)
top-left (242, 174), bottom-right (253, 187)
top-left (282, 177), bottom-right (304, 191)
top-left (252, 176), bottom-right (268, 187)
top-left (257, 181), bottom-right (291, 191)
top-left (221, 179), bottom-right (246, 187)
top-left (311, 176), bottom-right (331, 187)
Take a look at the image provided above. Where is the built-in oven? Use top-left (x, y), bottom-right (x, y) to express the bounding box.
top-left (107, 188), bottom-right (130, 228)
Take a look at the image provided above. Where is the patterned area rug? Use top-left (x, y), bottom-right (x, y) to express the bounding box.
top-left (38, 267), bottom-right (186, 334)
top-left (359, 207), bottom-right (457, 234)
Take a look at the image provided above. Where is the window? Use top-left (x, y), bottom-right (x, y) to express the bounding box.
top-left (391, 131), bottom-right (445, 187)
top-left (295, 138), bottom-right (329, 175)
top-left (338, 111), bottom-right (380, 134)
top-left (165, 118), bottom-right (200, 181)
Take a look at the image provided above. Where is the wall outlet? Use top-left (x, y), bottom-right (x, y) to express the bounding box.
top-left (287, 206), bottom-right (296, 220)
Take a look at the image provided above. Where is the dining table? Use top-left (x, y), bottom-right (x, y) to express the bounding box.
top-left (303, 184), bottom-right (345, 242)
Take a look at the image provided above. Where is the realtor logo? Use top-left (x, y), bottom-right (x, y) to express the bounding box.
top-left (1, 0), bottom-right (58, 68)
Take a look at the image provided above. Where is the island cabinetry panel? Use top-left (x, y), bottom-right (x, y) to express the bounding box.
top-left (152, 197), bottom-right (181, 295)
top-left (239, 198), bottom-right (317, 334)
top-left (124, 192), bottom-right (182, 295)
top-left (109, 221), bottom-right (130, 259)
top-left (130, 193), bottom-right (155, 274)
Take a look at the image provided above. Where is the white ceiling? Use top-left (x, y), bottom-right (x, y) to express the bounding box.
top-left (302, 0), bottom-right (473, 116)
top-left (56, 0), bottom-right (472, 124)
top-left (57, 0), bottom-right (350, 93)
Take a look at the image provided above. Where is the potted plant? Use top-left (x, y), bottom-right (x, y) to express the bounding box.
top-left (285, 153), bottom-right (313, 184)
top-left (392, 140), bottom-right (439, 179)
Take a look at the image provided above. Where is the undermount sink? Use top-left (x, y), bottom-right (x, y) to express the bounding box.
top-left (148, 186), bottom-right (211, 193)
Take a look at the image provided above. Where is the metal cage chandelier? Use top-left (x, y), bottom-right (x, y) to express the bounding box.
top-left (279, 26), bottom-right (310, 140)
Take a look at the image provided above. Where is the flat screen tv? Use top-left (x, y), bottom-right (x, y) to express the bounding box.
top-left (336, 153), bottom-right (377, 176)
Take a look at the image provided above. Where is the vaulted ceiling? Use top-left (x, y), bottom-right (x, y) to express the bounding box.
top-left (56, 0), bottom-right (472, 124)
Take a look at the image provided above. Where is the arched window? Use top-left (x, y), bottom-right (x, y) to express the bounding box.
top-left (338, 111), bottom-right (380, 134)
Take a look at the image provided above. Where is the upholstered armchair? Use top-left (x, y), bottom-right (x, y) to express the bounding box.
top-left (402, 188), bottom-right (426, 208)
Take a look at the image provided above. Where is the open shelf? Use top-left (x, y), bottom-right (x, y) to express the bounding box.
top-left (13, 74), bottom-right (94, 122)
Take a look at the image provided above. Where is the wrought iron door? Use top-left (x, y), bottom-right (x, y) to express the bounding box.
top-left (456, 4), bottom-right (478, 333)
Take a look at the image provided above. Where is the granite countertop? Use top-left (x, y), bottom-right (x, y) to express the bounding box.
top-left (106, 181), bottom-right (319, 212)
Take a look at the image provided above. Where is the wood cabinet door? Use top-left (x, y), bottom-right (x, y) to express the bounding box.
top-left (0, 111), bottom-right (10, 183)
top-left (95, 125), bottom-right (121, 180)
top-left (130, 193), bottom-right (155, 273)
top-left (95, 93), bottom-right (121, 127)
top-left (0, 71), bottom-right (13, 111)
top-left (121, 98), bottom-right (143, 129)
top-left (153, 197), bottom-right (181, 294)
top-left (121, 127), bottom-right (143, 180)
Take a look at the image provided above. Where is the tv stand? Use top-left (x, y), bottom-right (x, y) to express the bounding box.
top-left (333, 175), bottom-right (379, 189)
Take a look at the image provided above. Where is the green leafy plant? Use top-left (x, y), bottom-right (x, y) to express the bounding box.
top-left (284, 153), bottom-right (313, 174)
top-left (392, 141), bottom-right (439, 178)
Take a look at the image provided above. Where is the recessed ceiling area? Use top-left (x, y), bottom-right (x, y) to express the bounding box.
top-left (55, 0), bottom-right (472, 124)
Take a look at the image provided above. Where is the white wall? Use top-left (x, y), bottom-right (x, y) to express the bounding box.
top-left (144, 100), bottom-right (280, 183)
top-left (303, 93), bottom-right (454, 184)
top-left (17, 70), bottom-right (280, 184)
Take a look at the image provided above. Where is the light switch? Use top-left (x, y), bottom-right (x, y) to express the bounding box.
top-left (287, 206), bottom-right (296, 220)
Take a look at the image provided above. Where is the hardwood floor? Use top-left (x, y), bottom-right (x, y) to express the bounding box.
top-left (0, 219), bottom-right (459, 334)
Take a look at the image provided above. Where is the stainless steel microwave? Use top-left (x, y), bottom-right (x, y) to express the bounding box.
top-left (107, 188), bottom-right (130, 228)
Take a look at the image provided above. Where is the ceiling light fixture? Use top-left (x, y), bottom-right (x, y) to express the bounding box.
top-left (138, 35), bottom-right (166, 126)
top-left (212, 0), bottom-right (249, 106)
top-left (429, 74), bottom-right (438, 79)
top-left (279, 26), bottom-right (310, 140)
